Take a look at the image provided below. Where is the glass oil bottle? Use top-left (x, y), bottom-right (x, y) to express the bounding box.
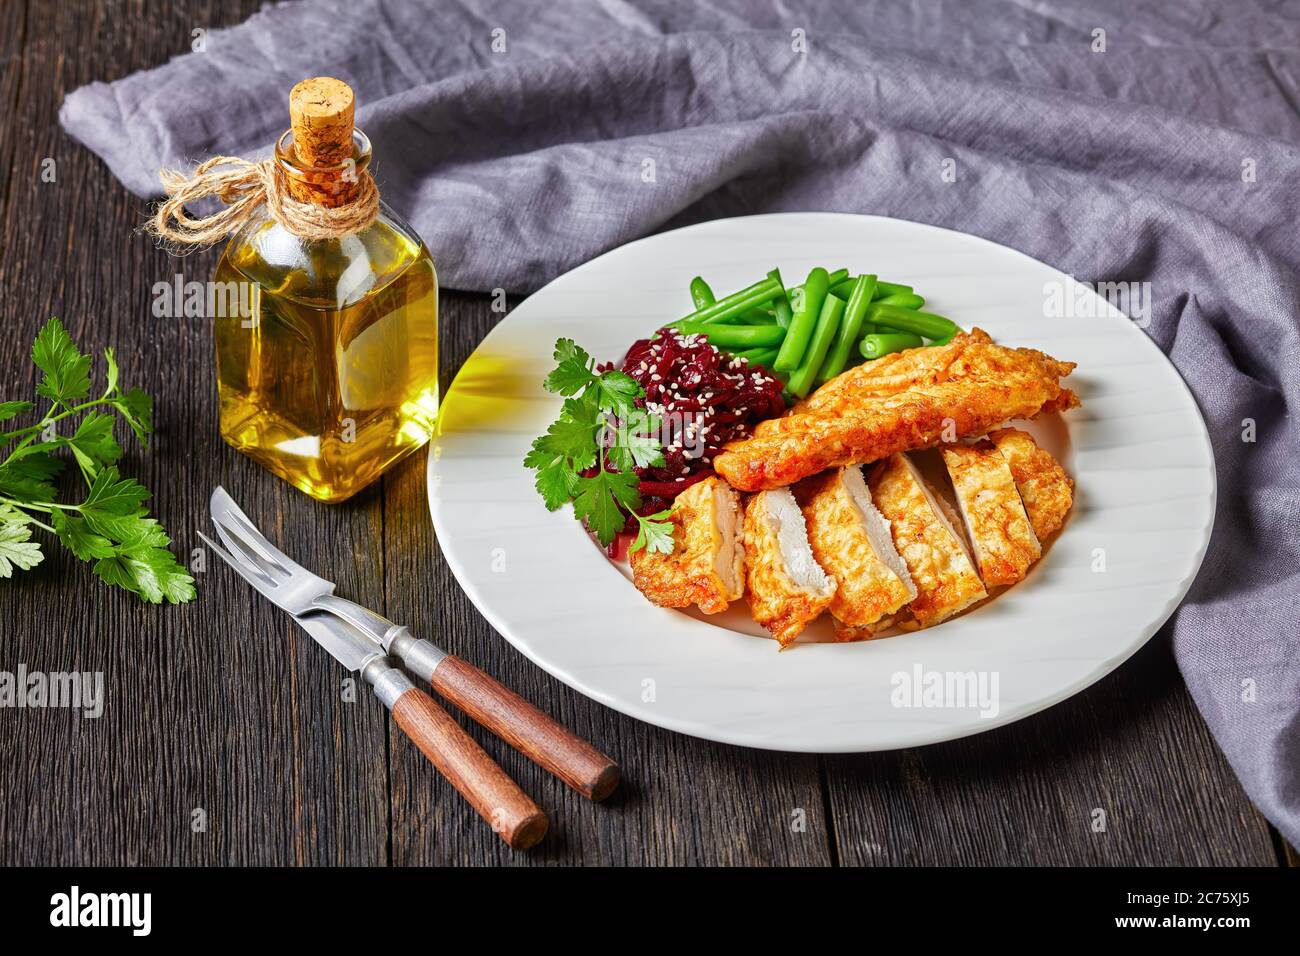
top-left (212, 77), bottom-right (439, 503)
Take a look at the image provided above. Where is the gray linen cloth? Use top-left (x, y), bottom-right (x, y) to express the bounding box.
top-left (61, 0), bottom-right (1300, 845)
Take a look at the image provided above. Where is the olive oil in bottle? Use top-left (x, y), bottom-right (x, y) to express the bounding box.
top-left (211, 78), bottom-right (439, 503)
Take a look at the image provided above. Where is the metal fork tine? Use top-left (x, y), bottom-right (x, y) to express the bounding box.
top-left (212, 517), bottom-right (286, 585)
top-left (197, 530), bottom-right (278, 590)
top-left (213, 510), bottom-right (292, 575)
top-left (210, 486), bottom-right (311, 578)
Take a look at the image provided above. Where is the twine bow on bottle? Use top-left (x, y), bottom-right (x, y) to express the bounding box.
top-left (146, 155), bottom-right (380, 246)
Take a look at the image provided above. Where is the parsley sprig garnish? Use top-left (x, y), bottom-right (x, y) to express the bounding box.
top-left (524, 339), bottom-right (675, 554)
top-left (0, 318), bottom-right (196, 603)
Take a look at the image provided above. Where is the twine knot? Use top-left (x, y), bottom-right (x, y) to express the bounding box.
top-left (146, 155), bottom-right (379, 246)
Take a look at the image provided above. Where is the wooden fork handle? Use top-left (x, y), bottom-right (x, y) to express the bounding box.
top-left (429, 655), bottom-right (621, 802)
top-left (368, 663), bottom-right (547, 850)
top-left (385, 628), bottom-right (620, 801)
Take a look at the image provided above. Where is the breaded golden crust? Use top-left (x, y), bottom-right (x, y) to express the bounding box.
top-left (796, 470), bottom-right (911, 629)
top-left (714, 330), bottom-right (1078, 491)
top-left (742, 492), bottom-right (835, 647)
top-left (630, 477), bottom-right (742, 614)
top-left (941, 441), bottom-right (1041, 587)
top-left (868, 454), bottom-right (987, 629)
top-left (832, 617), bottom-right (896, 642)
top-left (988, 428), bottom-right (1074, 540)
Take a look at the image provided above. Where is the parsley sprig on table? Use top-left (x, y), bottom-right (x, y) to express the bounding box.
top-left (524, 339), bottom-right (675, 554)
top-left (0, 318), bottom-right (196, 603)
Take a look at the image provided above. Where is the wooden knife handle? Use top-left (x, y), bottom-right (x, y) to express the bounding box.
top-left (391, 687), bottom-right (549, 850)
top-left (430, 656), bottom-right (621, 802)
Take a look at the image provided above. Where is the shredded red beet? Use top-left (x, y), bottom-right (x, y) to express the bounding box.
top-left (613, 330), bottom-right (784, 521)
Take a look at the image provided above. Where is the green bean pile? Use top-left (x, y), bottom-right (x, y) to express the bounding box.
top-left (666, 267), bottom-right (962, 399)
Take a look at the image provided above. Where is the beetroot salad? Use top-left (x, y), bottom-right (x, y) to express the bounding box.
top-left (618, 330), bottom-right (784, 517)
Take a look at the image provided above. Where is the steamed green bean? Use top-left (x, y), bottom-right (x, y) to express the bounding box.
top-left (768, 268), bottom-right (794, 329)
top-left (792, 268), bottom-right (848, 301)
top-left (671, 275), bottom-right (782, 327)
top-left (818, 274), bottom-right (877, 385)
top-left (737, 346), bottom-right (780, 367)
top-left (677, 322), bottom-right (785, 349)
top-left (875, 292), bottom-right (924, 310)
top-left (832, 276), bottom-right (909, 299)
top-left (689, 276), bottom-right (716, 311)
top-left (788, 294), bottom-right (845, 398)
top-left (866, 304), bottom-right (958, 340)
top-left (673, 267), bottom-right (960, 369)
top-left (873, 280), bottom-right (913, 299)
top-left (860, 331), bottom-right (923, 360)
top-left (774, 267), bottom-right (830, 370)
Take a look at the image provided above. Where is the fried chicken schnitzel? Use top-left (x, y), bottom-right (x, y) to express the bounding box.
top-left (630, 476), bottom-right (744, 614)
top-left (987, 427), bottom-right (1075, 540)
top-left (743, 487), bottom-right (836, 647)
top-left (796, 465), bottom-right (915, 637)
top-left (941, 440), bottom-right (1041, 587)
top-left (714, 330), bottom-right (1079, 492)
top-left (869, 453), bottom-right (987, 629)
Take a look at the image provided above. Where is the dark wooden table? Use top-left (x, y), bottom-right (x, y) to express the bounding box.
top-left (0, 0), bottom-right (1292, 867)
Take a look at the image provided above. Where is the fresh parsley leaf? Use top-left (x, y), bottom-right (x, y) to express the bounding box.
top-left (553, 338), bottom-right (589, 365)
top-left (0, 459), bottom-right (60, 503)
top-left (79, 467), bottom-right (152, 541)
top-left (111, 387), bottom-right (154, 447)
top-left (51, 511), bottom-right (116, 561)
top-left (606, 466), bottom-right (642, 512)
top-left (0, 504), bottom-right (33, 525)
top-left (32, 318), bottom-right (91, 404)
top-left (572, 469), bottom-right (639, 547)
top-left (594, 370), bottom-right (640, 416)
top-left (93, 547), bottom-right (196, 605)
top-left (524, 441), bottom-right (578, 511)
top-left (2, 447), bottom-right (63, 482)
top-left (631, 509), bottom-right (676, 555)
top-left (544, 356), bottom-right (597, 397)
top-left (535, 397), bottom-right (599, 470)
top-left (0, 401), bottom-right (33, 423)
top-left (611, 409), bottom-right (665, 471)
top-left (0, 520), bottom-right (44, 577)
top-left (525, 337), bottom-right (675, 553)
top-left (543, 338), bottom-right (597, 396)
top-left (114, 516), bottom-right (172, 551)
top-left (66, 411), bottom-right (122, 475)
top-left (2, 320), bottom-right (193, 604)
top-left (103, 347), bottom-right (120, 395)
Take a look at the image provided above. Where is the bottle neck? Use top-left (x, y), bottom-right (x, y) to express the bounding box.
top-left (275, 128), bottom-right (372, 208)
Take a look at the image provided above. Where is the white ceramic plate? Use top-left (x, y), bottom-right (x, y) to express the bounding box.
top-left (428, 213), bottom-right (1215, 753)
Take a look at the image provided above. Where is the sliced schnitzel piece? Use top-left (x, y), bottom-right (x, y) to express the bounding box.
top-left (941, 440), bottom-right (1041, 587)
top-left (868, 453), bottom-right (987, 629)
top-left (796, 465), bottom-right (915, 637)
top-left (987, 428), bottom-right (1074, 539)
top-left (714, 330), bottom-right (1078, 491)
top-left (630, 476), bottom-right (744, 614)
top-left (743, 487), bottom-right (836, 647)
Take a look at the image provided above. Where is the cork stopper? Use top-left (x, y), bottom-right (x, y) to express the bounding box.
top-left (286, 77), bottom-right (361, 207)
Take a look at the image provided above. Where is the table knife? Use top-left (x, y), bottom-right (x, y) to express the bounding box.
top-left (205, 486), bottom-right (620, 804)
top-left (199, 528), bottom-right (549, 851)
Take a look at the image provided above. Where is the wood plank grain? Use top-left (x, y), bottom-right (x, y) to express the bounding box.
top-left (0, 0), bottom-right (1290, 868)
top-left (0, 0), bottom-right (389, 866)
top-left (379, 291), bottom-right (833, 865)
top-left (824, 637), bottom-right (1278, 865)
